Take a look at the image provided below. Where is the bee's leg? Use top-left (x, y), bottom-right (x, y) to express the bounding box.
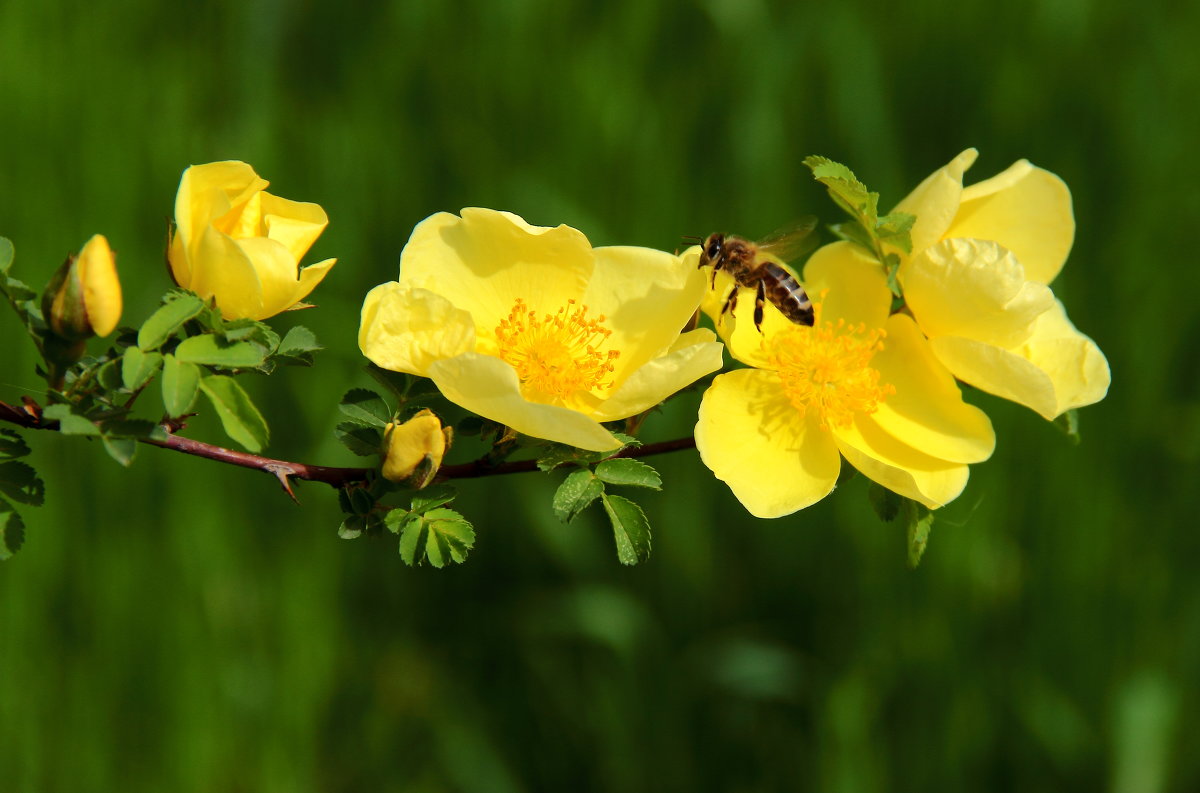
top-left (720, 285), bottom-right (738, 323)
top-left (754, 279), bottom-right (766, 333)
top-left (709, 260), bottom-right (722, 289)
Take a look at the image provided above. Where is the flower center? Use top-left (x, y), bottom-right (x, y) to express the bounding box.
top-left (495, 298), bottom-right (620, 401)
top-left (767, 306), bottom-right (894, 430)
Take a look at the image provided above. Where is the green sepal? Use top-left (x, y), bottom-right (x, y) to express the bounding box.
top-left (868, 482), bottom-right (903, 523)
top-left (0, 460), bottom-right (45, 506)
top-left (137, 293), bottom-right (206, 350)
top-left (601, 493), bottom-right (651, 565)
top-left (161, 354), bottom-right (201, 417)
top-left (0, 497), bottom-right (26, 561)
top-left (338, 388), bottom-right (392, 428)
top-left (396, 507), bottom-right (475, 568)
top-left (41, 404), bottom-right (100, 436)
top-left (334, 422), bottom-right (383, 456)
top-left (594, 458), bottom-right (661, 490)
top-left (0, 429), bottom-right (31, 459)
top-left (121, 346), bottom-right (163, 391)
top-left (1054, 409), bottom-right (1081, 445)
top-left (553, 468), bottom-right (604, 523)
top-left (199, 375), bottom-right (269, 452)
top-left (174, 335), bottom-right (269, 369)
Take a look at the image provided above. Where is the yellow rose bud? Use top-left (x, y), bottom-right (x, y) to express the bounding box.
top-left (167, 161), bottom-right (336, 321)
top-left (382, 409), bottom-right (451, 488)
top-left (43, 234), bottom-right (122, 340)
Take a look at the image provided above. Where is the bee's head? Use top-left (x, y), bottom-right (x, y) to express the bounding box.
top-left (701, 233), bottom-right (725, 266)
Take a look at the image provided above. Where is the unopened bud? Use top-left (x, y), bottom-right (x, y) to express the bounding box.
top-left (382, 409), bottom-right (452, 488)
top-left (43, 234), bottom-right (122, 340)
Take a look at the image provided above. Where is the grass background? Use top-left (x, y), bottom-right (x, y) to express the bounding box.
top-left (1, 0), bottom-right (1197, 790)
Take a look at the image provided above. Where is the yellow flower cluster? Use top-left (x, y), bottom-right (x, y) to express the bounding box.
top-left (155, 156), bottom-right (1103, 520)
top-left (691, 150), bottom-right (1109, 516)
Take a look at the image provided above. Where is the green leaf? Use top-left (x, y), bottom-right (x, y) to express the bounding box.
top-left (0, 498), bottom-right (26, 561)
top-left (175, 335), bottom-right (268, 369)
top-left (276, 325), bottom-right (321, 364)
top-left (199, 375), bottom-right (269, 452)
top-left (96, 358), bottom-right (124, 391)
top-left (338, 515), bottom-right (365, 540)
top-left (594, 458), bottom-right (662, 490)
top-left (121, 346), bottom-right (163, 391)
top-left (1054, 409), bottom-right (1081, 445)
top-left (553, 468), bottom-right (604, 522)
top-left (875, 211), bottom-right (916, 254)
top-left (160, 354), bottom-right (202, 417)
top-left (0, 237), bottom-right (13, 273)
top-left (395, 507), bottom-right (475, 567)
top-left (0, 429), bottom-right (31, 459)
top-left (220, 319), bottom-right (279, 350)
top-left (601, 493), bottom-right (651, 565)
top-left (335, 422), bottom-right (382, 456)
top-left (0, 461), bottom-right (45, 506)
top-left (868, 483), bottom-right (903, 523)
top-left (101, 434), bottom-right (138, 467)
top-left (804, 155), bottom-right (879, 223)
top-left (338, 388), bottom-right (392, 428)
top-left (137, 293), bottom-right (206, 350)
top-left (410, 485), bottom-right (456, 513)
top-left (906, 502), bottom-right (934, 569)
top-left (41, 404), bottom-right (100, 436)
top-left (828, 220), bottom-right (876, 252)
top-left (365, 364), bottom-right (414, 400)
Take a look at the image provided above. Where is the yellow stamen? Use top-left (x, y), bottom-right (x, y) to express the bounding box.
top-left (495, 298), bottom-right (620, 401)
top-left (767, 303), bottom-right (894, 430)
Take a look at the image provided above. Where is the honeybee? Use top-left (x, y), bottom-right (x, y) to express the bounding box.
top-left (696, 217), bottom-right (818, 332)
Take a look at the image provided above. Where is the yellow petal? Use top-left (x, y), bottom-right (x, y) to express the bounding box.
top-left (695, 369), bottom-right (840, 518)
top-left (398, 209), bottom-right (594, 332)
top-left (900, 238), bottom-right (1055, 347)
top-left (77, 234), bottom-right (122, 337)
top-left (294, 258), bottom-right (336, 304)
top-left (584, 245), bottom-right (706, 379)
top-left (833, 416), bottom-right (970, 509)
top-left (260, 192), bottom-right (330, 261)
top-left (802, 241), bottom-right (892, 329)
top-left (426, 353), bottom-right (621, 451)
top-left (930, 300), bottom-right (1110, 419)
top-left (174, 161), bottom-right (268, 257)
top-left (591, 329), bottom-right (724, 421)
top-left (359, 282), bottom-right (476, 376)
top-left (891, 149), bottom-right (978, 255)
top-left (950, 160), bottom-right (1074, 285)
top-left (872, 314), bottom-right (995, 464)
top-left (235, 237), bottom-right (310, 319)
top-left (190, 226), bottom-right (264, 320)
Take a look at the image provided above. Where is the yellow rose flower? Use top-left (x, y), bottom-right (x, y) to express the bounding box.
top-left (359, 208), bottom-right (724, 451)
top-left (168, 161), bottom-right (336, 321)
top-left (44, 233), bottom-right (122, 339)
top-left (886, 149), bottom-right (1110, 419)
top-left (382, 409), bottom-right (451, 487)
top-left (692, 243), bottom-right (995, 518)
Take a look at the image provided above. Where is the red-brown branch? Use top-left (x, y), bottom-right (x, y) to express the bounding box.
top-left (0, 399), bottom-right (696, 498)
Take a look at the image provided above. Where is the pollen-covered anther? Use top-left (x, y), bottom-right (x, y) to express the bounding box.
top-left (767, 307), bottom-right (895, 431)
top-left (495, 298), bottom-right (621, 400)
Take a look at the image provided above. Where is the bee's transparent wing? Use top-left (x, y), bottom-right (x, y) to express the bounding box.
top-left (756, 215), bottom-right (820, 264)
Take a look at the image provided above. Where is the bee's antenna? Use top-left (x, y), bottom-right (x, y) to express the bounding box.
top-left (680, 234), bottom-right (702, 244)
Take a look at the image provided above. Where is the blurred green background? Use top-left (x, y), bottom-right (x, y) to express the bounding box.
top-left (1, 0), bottom-right (1197, 790)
